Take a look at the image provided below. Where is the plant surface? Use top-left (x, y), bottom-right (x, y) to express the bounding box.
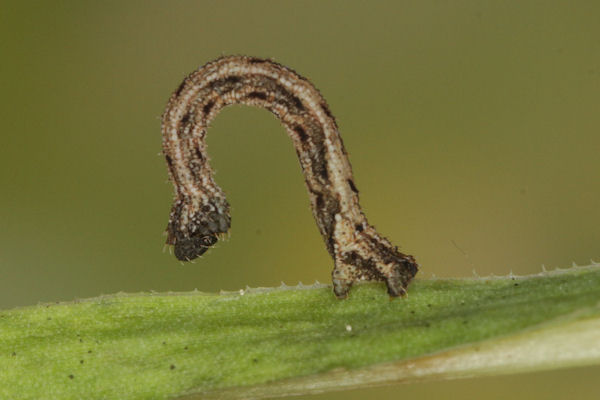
top-left (1, 265), bottom-right (599, 400)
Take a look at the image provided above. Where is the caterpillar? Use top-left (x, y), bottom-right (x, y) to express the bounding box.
top-left (161, 56), bottom-right (418, 298)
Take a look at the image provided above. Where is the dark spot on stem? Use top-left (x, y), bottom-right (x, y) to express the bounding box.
top-left (194, 148), bottom-right (203, 162)
top-left (203, 100), bottom-right (215, 115)
top-left (291, 95), bottom-right (304, 111)
top-left (293, 125), bottom-right (308, 142)
top-left (247, 91), bottom-right (267, 100)
top-left (342, 251), bottom-right (381, 280)
top-left (175, 80), bottom-right (186, 97)
top-left (210, 76), bottom-right (242, 95)
top-left (315, 193), bottom-right (324, 209)
top-left (327, 236), bottom-right (336, 256)
top-left (315, 193), bottom-right (341, 256)
top-left (270, 82), bottom-right (305, 114)
top-left (248, 57), bottom-right (265, 64)
top-left (304, 121), bottom-right (329, 181)
top-left (347, 179), bottom-right (359, 194)
top-left (224, 76), bottom-right (242, 85)
top-left (321, 102), bottom-right (334, 119)
top-left (317, 163), bottom-right (329, 180)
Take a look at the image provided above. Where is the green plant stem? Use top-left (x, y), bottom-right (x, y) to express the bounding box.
top-left (1, 265), bottom-right (599, 400)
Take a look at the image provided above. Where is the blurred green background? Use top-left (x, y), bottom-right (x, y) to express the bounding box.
top-left (1, 1), bottom-right (599, 398)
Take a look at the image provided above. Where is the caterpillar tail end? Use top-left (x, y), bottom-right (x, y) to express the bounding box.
top-left (333, 241), bottom-right (419, 299)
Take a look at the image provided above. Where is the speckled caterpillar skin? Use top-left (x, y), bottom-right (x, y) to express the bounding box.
top-left (161, 56), bottom-right (418, 298)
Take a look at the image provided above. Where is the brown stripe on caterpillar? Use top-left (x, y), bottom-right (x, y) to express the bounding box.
top-left (202, 100), bottom-right (216, 116)
top-left (347, 178), bottom-right (359, 194)
top-left (165, 154), bottom-right (174, 168)
top-left (292, 124), bottom-right (309, 142)
top-left (180, 112), bottom-right (192, 124)
top-left (246, 91), bottom-right (268, 101)
top-left (271, 84), bottom-right (305, 114)
top-left (341, 251), bottom-right (382, 281)
top-left (208, 76), bottom-right (242, 95)
top-left (243, 75), bottom-right (307, 116)
top-left (320, 102), bottom-right (338, 129)
top-left (302, 118), bottom-right (329, 181)
top-left (161, 55), bottom-right (418, 299)
top-left (247, 57), bottom-right (266, 64)
top-left (315, 192), bottom-right (342, 256)
top-left (174, 80), bottom-right (187, 97)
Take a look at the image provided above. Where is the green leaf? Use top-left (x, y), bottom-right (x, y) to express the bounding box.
top-left (1, 265), bottom-right (599, 400)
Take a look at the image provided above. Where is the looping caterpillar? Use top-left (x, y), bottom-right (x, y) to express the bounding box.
top-left (161, 56), bottom-right (418, 298)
